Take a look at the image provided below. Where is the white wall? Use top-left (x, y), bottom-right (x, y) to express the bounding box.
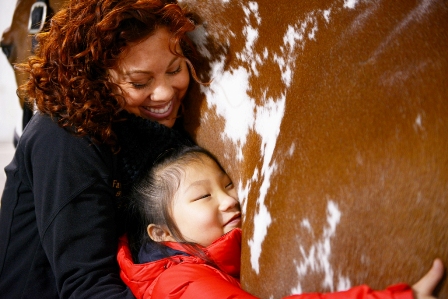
top-left (0, 0), bottom-right (22, 143)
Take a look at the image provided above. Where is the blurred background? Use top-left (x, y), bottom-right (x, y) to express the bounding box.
top-left (0, 0), bottom-right (22, 195)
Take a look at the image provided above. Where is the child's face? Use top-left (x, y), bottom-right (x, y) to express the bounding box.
top-left (171, 156), bottom-right (241, 247)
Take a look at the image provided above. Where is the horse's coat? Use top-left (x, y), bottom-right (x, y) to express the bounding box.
top-left (182, 1), bottom-right (448, 298)
top-left (2, 0), bottom-right (447, 298)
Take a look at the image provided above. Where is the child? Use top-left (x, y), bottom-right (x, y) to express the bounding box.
top-left (117, 145), bottom-right (444, 299)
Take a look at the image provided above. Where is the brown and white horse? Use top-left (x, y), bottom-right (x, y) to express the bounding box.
top-left (183, 0), bottom-right (448, 297)
top-left (2, 0), bottom-right (447, 298)
top-left (0, 0), bottom-right (43, 108)
top-left (1, 0), bottom-right (56, 136)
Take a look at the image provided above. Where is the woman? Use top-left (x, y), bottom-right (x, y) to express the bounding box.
top-left (0, 0), bottom-right (200, 298)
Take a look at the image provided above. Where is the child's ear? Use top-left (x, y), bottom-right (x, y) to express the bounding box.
top-left (147, 224), bottom-right (175, 242)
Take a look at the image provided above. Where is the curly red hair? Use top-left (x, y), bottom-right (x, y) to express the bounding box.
top-left (18, 0), bottom-right (196, 147)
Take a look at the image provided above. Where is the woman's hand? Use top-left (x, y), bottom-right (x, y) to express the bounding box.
top-left (412, 259), bottom-right (445, 299)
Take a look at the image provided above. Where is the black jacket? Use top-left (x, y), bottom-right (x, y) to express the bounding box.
top-left (0, 112), bottom-right (192, 299)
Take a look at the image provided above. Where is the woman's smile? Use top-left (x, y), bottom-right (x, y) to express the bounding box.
top-left (140, 100), bottom-right (174, 119)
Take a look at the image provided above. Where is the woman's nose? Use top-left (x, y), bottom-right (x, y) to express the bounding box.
top-left (151, 78), bottom-right (174, 102)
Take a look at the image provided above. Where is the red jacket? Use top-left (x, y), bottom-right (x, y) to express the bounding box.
top-left (117, 229), bottom-right (412, 299)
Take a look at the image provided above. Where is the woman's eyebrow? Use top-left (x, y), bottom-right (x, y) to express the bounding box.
top-left (168, 56), bottom-right (180, 67)
top-left (124, 57), bottom-right (180, 76)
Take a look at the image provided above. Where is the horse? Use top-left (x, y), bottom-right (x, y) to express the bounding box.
top-left (1, 0), bottom-right (35, 109)
top-left (182, 0), bottom-right (448, 297)
top-left (1, 0), bottom-right (59, 103)
top-left (2, 0), bottom-right (447, 298)
top-left (1, 0), bottom-right (58, 138)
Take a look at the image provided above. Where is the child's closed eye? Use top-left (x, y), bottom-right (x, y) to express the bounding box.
top-left (192, 194), bottom-right (211, 201)
top-left (225, 182), bottom-right (234, 189)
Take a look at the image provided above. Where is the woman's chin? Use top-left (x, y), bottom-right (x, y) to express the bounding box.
top-left (154, 117), bottom-right (176, 128)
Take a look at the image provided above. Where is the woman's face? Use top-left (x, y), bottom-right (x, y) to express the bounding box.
top-left (109, 27), bottom-right (190, 128)
top-left (169, 156), bottom-right (241, 247)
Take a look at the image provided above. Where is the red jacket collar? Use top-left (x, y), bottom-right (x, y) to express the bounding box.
top-left (163, 228), bottom-right (242, 277)
top-left (117, 228), bottom-right (242, 298)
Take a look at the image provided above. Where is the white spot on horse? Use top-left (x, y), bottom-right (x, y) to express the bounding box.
top-left (244, 1), bottom-right (261, 25)
top-left (254, 95), bottom-right (285, 158)
top-left (252, 167), bottom-right (260, 181)
top-left (248, 94), bottom-right (286, 274)
top-left (201, 60), bottom-right (255, 160)
top-left (248, 202), bottom-right (272, 274)
top-left (416, 191), bottom-right (423, 204)
top-left (308, 22), bottom-right (318, 40)
top-left (323, 9), bottom-right (331, 23)
top-left (290, 200), bottom-right (349, 294)
top-left (414, 113), bottom-right (424, 132)
top-left (343, 0), bottom-right (359, 9)
top-left (187, 24), bottom-right (211, 59)
top-left (356, 152), bottom-right (364, 166)
top-left (301, 219), bottom-right (312, 233)
top-left (263, 48), bottom-right (269, 59)
top-left (288, 143), bottom-right (295, 157)
top-left (326, 201), bottom-right (341, 238)
top-left (275, 13), bottom-right (321, 87)
top-left (238, 179), bottom-right (251, 221)
top-left (238, 1), bottom-right (261, 76)
top-left (336, 275), bottom-right (352, 291)
top-left (273, 53), bottom-right (290, 86)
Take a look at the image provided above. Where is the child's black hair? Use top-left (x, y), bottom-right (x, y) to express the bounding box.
top-left (126, 145), bottom-right (226, 263)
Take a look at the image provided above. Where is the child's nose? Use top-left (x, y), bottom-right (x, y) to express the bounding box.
top-left (219, 193), bottom-right (239, 211)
